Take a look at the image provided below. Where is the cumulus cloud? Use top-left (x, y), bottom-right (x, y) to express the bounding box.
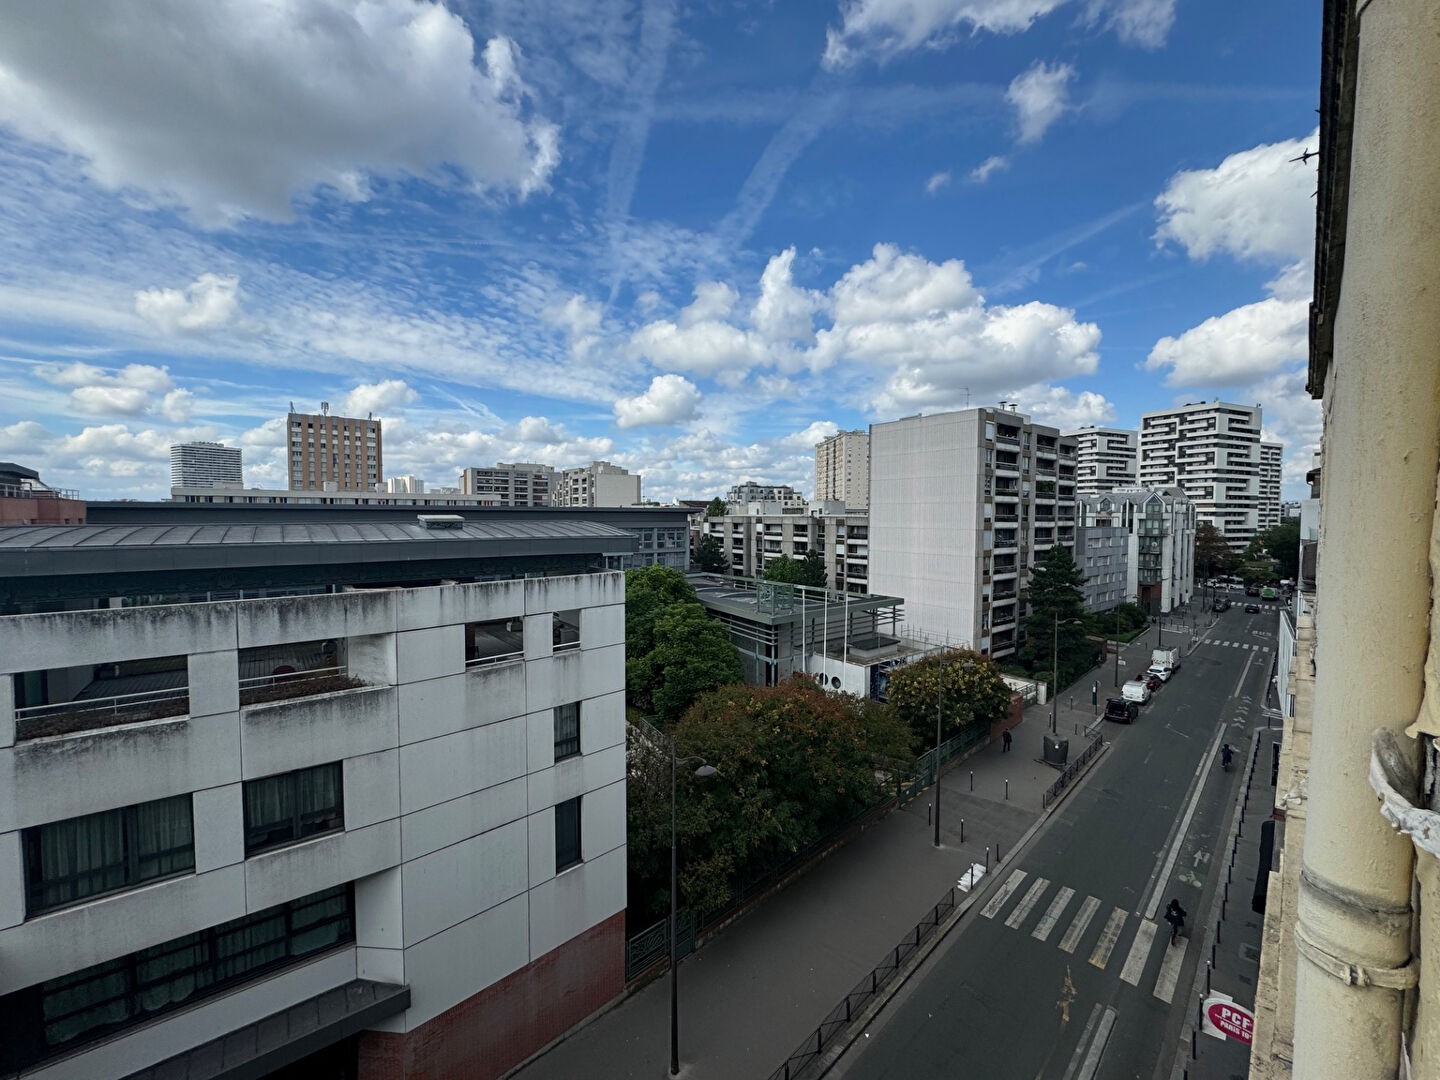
top-left (135, 274), bottom-right (240, 333)
top-left (1018, 386), bottom-right (1115, 429)
top-left (1145, 298), bottom-right (1308, 387)
top-left (36, 361), bottom-right (191, 419)
top-left (750, 249), bottom-right (823, 344)
top-left (614, 374), bottom-right (702, 429)
top-left (822, 0), bottom-right (1069, 68)
top-left (1154, 131), bottom-right (1318, 264)
top-left (342, 379), bottom-right (419, 417)
top-left (1084, 0), bottom-right (1174, 48)
top-left (783, 420), bottom-right (842, 448)
top-left (970, 155), bottom-right (1010, 183)
top-left (925, 171), bottom-right (952, 195)
top-left (1007, 61), bottom-right (1075, 144)
top-left (544, 294), bottom-right (605, 359)
top-left (0, 0), bottom-right (560, 226)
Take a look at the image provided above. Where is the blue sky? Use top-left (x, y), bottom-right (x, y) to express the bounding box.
top-left (0, 0), bottom-right (1320, 501)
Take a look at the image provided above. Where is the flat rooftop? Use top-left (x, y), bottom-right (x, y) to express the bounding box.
top-left (686, 573), bottom-right (902, 626)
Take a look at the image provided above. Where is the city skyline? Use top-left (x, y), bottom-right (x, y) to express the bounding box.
top-left (0, 1), bottom-right (1318, 503)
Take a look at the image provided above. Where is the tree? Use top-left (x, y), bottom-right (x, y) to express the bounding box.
top-left (763, 549), bottom-right (828, 588)
top-left (885, 649), bottom-right (1013, 751)
top-left (624, 566), bottom-right (742, 718)
top-left (627, 678), bottom-right (913, 915)
top-left (693, 533), bottom-right (728, 573)
top-left (1194, 522), bottom-right (1238, 580)
top-left (1022, 544), bottom-right (1092, 689)
top-left (706, 497), bottom-right (728, 517)
top-left (1258, 521), bottom-right (1301, 580)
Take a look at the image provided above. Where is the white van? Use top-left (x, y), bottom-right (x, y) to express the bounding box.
top-left (1122, 679), bottom-right (1152, 705)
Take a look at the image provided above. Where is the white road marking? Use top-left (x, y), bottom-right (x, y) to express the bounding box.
top-left (1077, 1008), bottom-right (1117, 1080)
top-left (1033, 886), bottom-right (1075, 942)
top-left (1089, 906), bottom-right (1127, 969)
top-left (1139, 723), bottom-right (1226, 920)
top-left (1119, 919), bottom-right (1158, 986)
top-left (1153, 937), bottom-right (1188, 1003)
top-left (1005, 876), bottom-right (1051, 930)
top-left (1059, 895), bottom-right (1101, 954)
top-left (1061, 1004), bottom-right (1103, 1080)
top-left (981, 869), bottom-right (1028, 919)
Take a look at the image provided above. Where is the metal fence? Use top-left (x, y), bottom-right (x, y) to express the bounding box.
top-left (1041, 731), bottom-right (1106, 808)
top-left (898, 724), bottom-right (989, 802)
top-left (764, 884), bottom-right (959, 1080)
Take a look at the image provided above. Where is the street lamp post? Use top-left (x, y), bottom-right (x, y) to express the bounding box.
top-left (934, 668), bottom-right (945, 848)
top-left (670, 740), bottom-right (716, 1076)
top-left (1051, 614), bottom-right (1083, 733)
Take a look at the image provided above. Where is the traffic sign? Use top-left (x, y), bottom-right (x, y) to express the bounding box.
top-left (1203, 996), bottom-right (1254, 1044)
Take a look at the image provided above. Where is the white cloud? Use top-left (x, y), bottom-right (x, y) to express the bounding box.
top-left (925, 171), bottom-right (952, 195)
top-left (1084, 0), bottom-right (1174, 48)
top-left (614, 374), bottom-right (702, 428)
top-left (782, 420), bottom-right (842, 449)
top-left (750, 249), bottom-right (822, 343)
top-left (680, 281), bottom-right (740, 327)
top-left (1007, 61), bottom-right (1075, 144)
top-left (822, 0), bottom-right (1069, 69)
top-left (69, 385), bottom-right (151, 416)
top-left (544, 294), bottom-right (605, 359)
top-left (0, 0), bottom-right (559, 226)
top-left (342, 379), bottom-right (419, 417)
top-left (970, 155), bottom-right (1010, 182)
top-left (1154, 132), bottom-right (1318, 264)
top-left (135, 273), bottom-right (240, 333)
top-left (1145, 297), bottom-right (1308, 387)
top-left (42, 362), bottom-right (172, 393)
top-left (1016, 386), bottom-right (1115, 429)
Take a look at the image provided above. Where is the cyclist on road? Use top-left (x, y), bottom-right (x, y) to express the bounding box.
top-left (1164, 899), bottom-right (1187, 944)
top-left (1221, 743), bottom-right (1234, 770)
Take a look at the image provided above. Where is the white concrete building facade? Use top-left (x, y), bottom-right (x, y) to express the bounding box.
top-left (1077, 487), bottom-right (1196, 614)
top-left (1138, 401), bottom-right (1261, 550)
top-left (383, 475), bottom-right (425, 494)
top-left (459, 463), bottom-right (554, 507)
top-left (554, 462), bottom-right (641, 508)
top-left (867, 408), bottom-right (1078, 658)
top-left (814, 431), bottom-right (870, 510)
top-left (1066, 427), bottom-right (1137, 495)
top-left (702, 501), bottom-right (870, 592)
top-left (0, 535), bottom-right (629, 1079)
top-left (726, 482), bottom-right (805, 509)
top-left (170, 442), bottom-right (242, 490)
top-left (1260, 440), bottom-right (1284, 531)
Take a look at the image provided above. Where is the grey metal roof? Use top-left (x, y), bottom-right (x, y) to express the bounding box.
top-left (0, 518), bottom-right (633, 550)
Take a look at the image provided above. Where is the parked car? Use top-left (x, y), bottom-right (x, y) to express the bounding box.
top-left (1145, 673), bottom-right (1163, 692)
top-left (1104, 696), bottom-right (1140, 723)
top-left (1244, 602), bottom-right (1262, 614)
top-left (1212, 598), bottom-right (1230, 612)
top-left (1121, 678), bottom-right (1152, 704)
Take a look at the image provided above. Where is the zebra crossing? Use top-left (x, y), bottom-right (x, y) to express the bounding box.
top-left (980, 869), bottom-right (1189, 1004)
top-left (1207, 640), bottom-right (1270, 651)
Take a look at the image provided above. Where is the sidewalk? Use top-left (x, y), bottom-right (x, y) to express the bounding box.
top-left (509, 630), bottom-right (1164, 1080)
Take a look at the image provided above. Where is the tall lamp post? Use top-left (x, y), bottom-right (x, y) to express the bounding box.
top-left (1051, 614), bottom-right (1084, 732)
top-left (934, 664), bottom-right (946, 848)
top-left (670, 740), bottom-right (717, 1076)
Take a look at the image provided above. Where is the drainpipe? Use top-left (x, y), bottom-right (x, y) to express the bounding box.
top-left (1292, 1), bottom-right (1440, 1076)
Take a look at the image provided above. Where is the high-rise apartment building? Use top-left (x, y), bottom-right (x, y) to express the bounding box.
top-left (814, 430), bottom-right (870, 510)
top-left (170, 441), bottom-right (242, 489)
top-left (1138, 401), bottom-right (1262, 550)
top-left (383, 475), bottom-right (425, 494)
top-left (868, 407), bottom-right (1078, 657)
top-left (703, 501), bottom-right (871, 592)
top-left (1077, 487), bottom-right (1196, 614)
top-left (727, 482), bottom-right (805, 510)
top-left (554, 461), bottom-right (640, 507)
top-left (1066, 427), bottom-right (1137, 495)
top-left (1259, 441), bottom-right (1284, 531)
top-left (286, 408), bottom-right (382, 491)
top-left (459, 463), bottom-right (554, 506)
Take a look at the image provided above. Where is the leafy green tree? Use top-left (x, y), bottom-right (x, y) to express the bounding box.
top-left (705, 497), bottom-right (728, 517)
top-left (629, 678), bottom-right (912, 915)
top-left (624, 566), bottom-right (742, 718)
top-left (885, 649), bottom-right (1013, 751)
top-left (1194, 521), bottom-right (1238, 580)
top-left (1022, 544), bottom-right (1092, 688)
top-left (1258, 521), bottom-right (1301, 580)
top-left (763, 549), bottom-right (828, 588)
top-left (693, 533), bottom-right (728, 573)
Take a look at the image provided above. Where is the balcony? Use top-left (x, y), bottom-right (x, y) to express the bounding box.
top-left (239, 640), bottom-right (365, 706)
top-left (465, 618), bottom-right (525, 668)
top-left (994, 426), bottom-right (1021, 444)
top-left (993, 563), bottom-right (1019, 579)
top-left (13, 657), bottom-right (190, 741)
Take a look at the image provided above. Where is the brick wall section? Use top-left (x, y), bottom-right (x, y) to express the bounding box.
top-left (358, 911), bottom-right (626, 1080)
top-left (990, 692), bottom-right (1025, 737)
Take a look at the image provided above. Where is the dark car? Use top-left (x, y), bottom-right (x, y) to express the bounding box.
top-left (1244, 602), bottom-right (1262, 613)
top-left (1212, 598), bottom-right (1230, 612)
top-left (1104, 697), bottom-right (1140, 723)
top-left (1145, 673), bottom-right (1163, 692)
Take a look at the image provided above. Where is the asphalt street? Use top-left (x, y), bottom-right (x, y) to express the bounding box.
top-left (833, 605), bottom-right (1277, 1080)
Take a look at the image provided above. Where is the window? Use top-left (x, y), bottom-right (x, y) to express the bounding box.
top-left (555, 796), bottom-right (582, 872)
top-left (24, 795), bottom-right (194, 916)
top-left (554, 702), bottom-right (581, 761)
top-left (0, 885), bottom-right (353, 1073)
top-left (243, 763), bottom-right (343, 855)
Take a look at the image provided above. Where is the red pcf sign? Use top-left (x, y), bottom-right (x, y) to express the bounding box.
top-left (1206, 999), bottom-right (1255, 1044)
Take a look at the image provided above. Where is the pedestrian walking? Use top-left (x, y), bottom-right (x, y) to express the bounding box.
top-left (1002, 729), bottom-right (1012, 753)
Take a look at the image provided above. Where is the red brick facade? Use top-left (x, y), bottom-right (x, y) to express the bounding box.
top-left (358, 911), bottom-right (626, 1080)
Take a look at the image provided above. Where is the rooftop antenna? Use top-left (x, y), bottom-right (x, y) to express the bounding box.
top-left (321, 401), bottom-right (329, 415)
top-left (289, 400), bottom-right (295, 413)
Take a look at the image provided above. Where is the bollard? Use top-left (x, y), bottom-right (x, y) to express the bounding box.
top-left (1206, 960), bottom-right (1211, 995)
top-left (960, 818), bottom-right (965, 843)
top-left (927, 803), bottom-right (932, 827)
top-left (1211, 940), bottom-right (1216, 967)
top-left (997, 841), bottom-right (1003, 862)
top-left (985, 845), bottom-right (990, 870)
top-left (1216, 918), bottom-right (1222, 945)
top-left (1005, 779), bottom-right (1009, 801)
top-left (970, 770), bottom-right (974, 792)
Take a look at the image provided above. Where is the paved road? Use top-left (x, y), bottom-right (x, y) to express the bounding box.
top-left (834, 606), bottom-right (1276, 1080)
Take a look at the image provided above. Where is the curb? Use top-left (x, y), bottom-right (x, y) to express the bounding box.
top-left (809, 737), bottom-right (1112, 1078)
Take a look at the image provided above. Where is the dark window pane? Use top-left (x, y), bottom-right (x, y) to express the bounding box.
top-left (555, 797), bottom-right (582, 872)
top-left (244, 763), bottom-right (343, 855)
top-left (553, 702), bottom-right (580, 761)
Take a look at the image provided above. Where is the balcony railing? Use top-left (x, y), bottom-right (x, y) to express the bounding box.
top-left (240, 666), bottom-right (366, 706)
top-left (15, 684), bottom-right (191, 741)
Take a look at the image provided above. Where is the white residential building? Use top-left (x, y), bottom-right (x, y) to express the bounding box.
top-left (384, 475), bottom-right (425, 494)
top-left (867, 408), bottom-right (1078, 658)
top-left (170, 442), bottom-right (242, 490)
top-left (287, 409), bottom-right (383, 492)
top-left (1077, 487), bottom-right (1197, 614)
top-left (726, 482), bottom-right (805, 510)
top-left (1066, 427), bottom-right (1137, 495)
top-left (1259, 441), bottom-right (1284, 531)
top-left (554, 461), bottom-right (641, 508)
top-left (1074, 524), bottom-right (1130, 612)
top-left (703, 501), bottom-right (871, 592)
top-left (0, 520), bottom-right (632, 1080)
top-left (1139, 401), bottom-right (1262, 550)
top-left (814, 430), bottom-right (870, 510)
top-left (460, 463), bottom-right (555, 507)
